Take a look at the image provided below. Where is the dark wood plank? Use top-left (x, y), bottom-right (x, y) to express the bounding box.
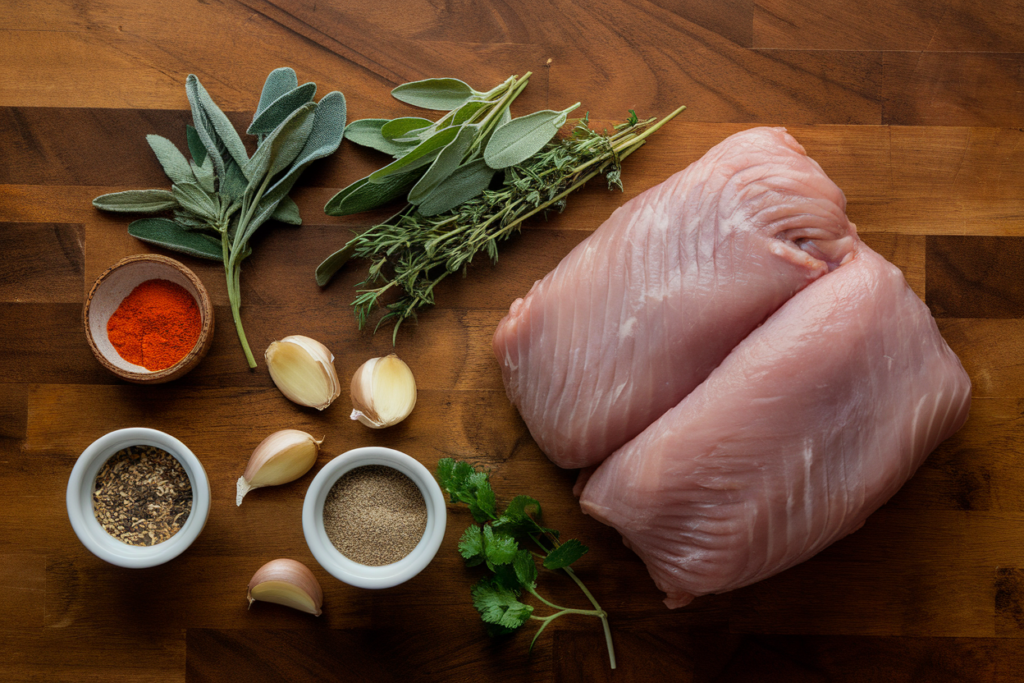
top-left (938, 320), bottom-right (1024, 398)
top-left (649, 0), bottom-right (754, 47)
top-left (0, 223), bottom-right (84, 303)
top-left (0, 627), bottom-right (184, 682)
top-left (185, 627), bottom-right (552, 682)
top-left (754, 0), bottom-right (1024, 51)
top-left (883, 52), bottom-right (1024, 128)
top-left (0, 304), bottom-right (110, 385)
top-left (927, 236), bottom-right (1024, 319)
top-left (693, 634), bottom-right (1024, 683)
top-left (0, 383), bottom-right (27, 440)
top-left (0, 555), bottom-right (45, 628)
top-left (995, 568), bottom-right (1024, 635)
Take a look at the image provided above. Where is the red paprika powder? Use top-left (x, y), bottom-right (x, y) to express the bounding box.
top-left (107, 279), bottom-right (201, 371)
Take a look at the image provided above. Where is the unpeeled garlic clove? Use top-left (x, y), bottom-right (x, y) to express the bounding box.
top-left (236, 429), bottom-right (322, 506)
top-left (247, 558), bottom-right (323, 616)
top-left (350, 354), bottom-right (418, 429)
top-left (265, 335), bottom-right (341, 410)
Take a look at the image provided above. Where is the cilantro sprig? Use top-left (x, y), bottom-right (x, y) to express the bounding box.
top-left (436, 459), bottom-right (616, 669)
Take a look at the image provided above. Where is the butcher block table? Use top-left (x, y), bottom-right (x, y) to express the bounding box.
top-left (2, 0), bottom-right (1023, 680)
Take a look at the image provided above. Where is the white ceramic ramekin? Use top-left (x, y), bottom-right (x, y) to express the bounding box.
top-left (302, 447), bottom-right (447, 589)
top-left (66, 428), bottom-right (211, 568)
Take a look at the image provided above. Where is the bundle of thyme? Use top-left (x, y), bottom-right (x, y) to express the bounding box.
top-left (317, 81), bottom-right (685, 340)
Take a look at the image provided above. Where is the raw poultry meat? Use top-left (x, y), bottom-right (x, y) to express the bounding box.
top-left (493, 127), bottom-right (858, 469)
top-left (578, 242), bottom-right (972, 608)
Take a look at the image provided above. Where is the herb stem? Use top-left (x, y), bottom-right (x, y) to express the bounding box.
top-left (526, 586), bottom-right (569, 612)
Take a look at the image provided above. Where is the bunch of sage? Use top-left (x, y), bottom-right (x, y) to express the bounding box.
top-left (93, 68), bottom-right (347, 368)
top-left (316, 72), bottom-right (684, 340)
top-left (322, 72), bottom-right (575, 219)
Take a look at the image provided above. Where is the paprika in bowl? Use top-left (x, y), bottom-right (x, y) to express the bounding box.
top-left (84, 254), bottom-right (215, 384)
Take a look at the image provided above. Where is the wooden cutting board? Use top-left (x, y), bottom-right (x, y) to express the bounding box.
top-left (1, 1), bottom-right (1022, 680)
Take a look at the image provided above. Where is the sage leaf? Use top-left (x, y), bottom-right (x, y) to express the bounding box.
top-left (392, 78), bottom-right (474, 111)
top-left (128, 217), bottom-right (222, 261)
top-left (174, 213), bottom-right (209, 230)
top-left (186, 74), bottom-right (250, 178)
top-left (220, 158), bottom-right (249, 202)
top-left (315, 239), bottom-right (357, 287)
top-left (242, 102), bottom-right (315, 187)
top-left (368, 127), bottom-right (458, 184)
top-left (191, 156), bottom-right (216, 193)
top-left (484, 105), bottom-right (579, 170)
top-left (247, 82), bottom-right (317, 137)
top-left (345, 119), bottom-right (416, 157)
top-left (324, 172), bottom-right (417, 216)
top-left (242, 91), bottom-right (346, 246)
top-left (186, 125), bottom-right (207, 166)
top-left (253, 67), bottom-right (299, 123)
top-left (265, 90), bottom-right (347, 202)
top-left (92, 189), bottom-right (178, 213)
top-left (418, 159), bottom-right (496, 216)
top-left (146, 135), bottom-right (196, 186)
top-left (408, 124), bottom-right (477, 204)
top-left (381, 117), bottom-right (433, 141)
top-left (271, 195), bottom-right (302, 225)
top-left (172, 182), bottom-right (219, 220)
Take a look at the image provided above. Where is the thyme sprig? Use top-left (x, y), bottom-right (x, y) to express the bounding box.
top-left (329, 105), bottom-right (685, 341)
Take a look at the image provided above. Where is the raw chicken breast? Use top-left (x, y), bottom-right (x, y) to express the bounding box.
top-left (579, 243), bottom-right (971, 608)
top-left (493, 127), bottom-right (858, 469)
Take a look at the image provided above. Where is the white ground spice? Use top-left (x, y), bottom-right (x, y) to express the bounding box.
top-left (92, 445), bottom-right (193, 546)
top-left (323, 465), bottom-right (428, 566)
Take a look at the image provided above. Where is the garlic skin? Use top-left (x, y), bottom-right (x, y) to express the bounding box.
top-left (350, 354), bottom-right (418, 429)
top-left (247, 558), bottom-right (323, 616)
top-left (265, 335), bottom-right (341, 410)
top-left (236, 429), bottom-right (322, 506)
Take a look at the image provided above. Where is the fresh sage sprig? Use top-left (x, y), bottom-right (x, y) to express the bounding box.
top-left (436, 459), bottom-right (616, 669)
top-left (93, 68), bottom-right (347, 368)
top-left (317, 87), bottom-right (685, 340)
top-left (323, 72), bottom-right (565, 220)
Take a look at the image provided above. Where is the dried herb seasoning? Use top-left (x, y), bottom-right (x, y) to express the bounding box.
top-left (323, 465), bottom-right (427, 566)
top-left (92, 445), bottom-right (193, 546)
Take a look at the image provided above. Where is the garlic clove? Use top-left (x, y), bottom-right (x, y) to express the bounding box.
top-left (247, 558), bottom-right (323, 616)
top-left (265, 335), bottom-right (341, 410)
top-left (350, 354), bottom-right (417, 429)
top-left (236, 429), bottom-right (323, 506)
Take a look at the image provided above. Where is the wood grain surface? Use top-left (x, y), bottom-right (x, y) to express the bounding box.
top-left (1, 0), bottom-right (1022, 680)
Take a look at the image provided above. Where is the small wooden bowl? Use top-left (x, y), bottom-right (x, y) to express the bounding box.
top-left (84, 254), bottom-right (214, 384)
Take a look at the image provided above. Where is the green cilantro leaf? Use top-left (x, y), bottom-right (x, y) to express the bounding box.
top-left (491, 563), bottom-right (522, 592)
top-left (543, 539), bottom-right (589, 570)
top-left (513, 549), bottom-right (537, 589)
top-left (494, 494), bottom-right (560, 540)
top-left (436, 458), bottom-right (457, 493)
top-left (472, 578), bottom-right (533, 630)
top-left (466, 471), bottom-right (496, 521)
top-left (458, 524), bottom-right (485, 567)
top-left (483, 525), bottom-right (518, 569)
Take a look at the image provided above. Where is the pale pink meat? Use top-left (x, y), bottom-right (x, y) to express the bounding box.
top-left (493, 127), bottom-right (858, 469)
top-left (579, 243), bottom-right (971, 608)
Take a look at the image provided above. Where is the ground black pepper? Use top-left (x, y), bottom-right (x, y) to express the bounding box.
top-left (323, 465), bottom-right (427, 566)
top-left (92, 445), bottom-right (193, 546)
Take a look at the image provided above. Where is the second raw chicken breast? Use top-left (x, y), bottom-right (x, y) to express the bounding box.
top-left (578, 243), bottom-right (971, 608)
